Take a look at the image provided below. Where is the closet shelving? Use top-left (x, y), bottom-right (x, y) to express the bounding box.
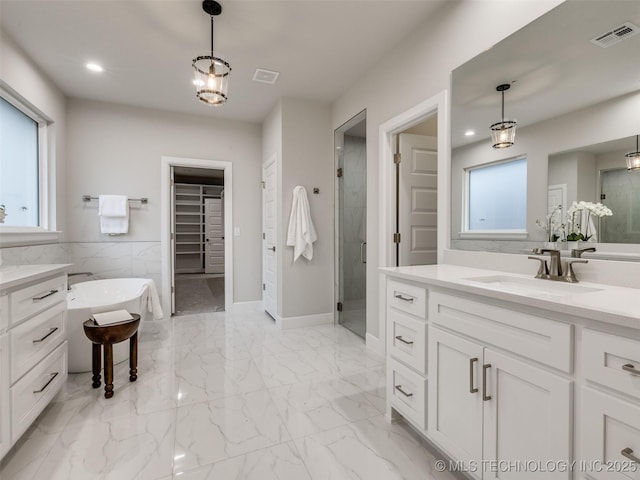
top-left (174, 183), bottom-right (224, 274)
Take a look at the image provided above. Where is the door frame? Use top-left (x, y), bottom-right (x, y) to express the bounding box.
top-left (161, 156), bottom-right (233, 316)
top-left (377, 90), bottom-right (449, 351)
top-left (262, 152), bottom-right (278, 318)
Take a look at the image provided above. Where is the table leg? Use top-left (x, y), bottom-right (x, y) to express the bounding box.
top-left (104, 343), bottom-right (114, 399)
top-left (92, 343), bottom-right (101, 388)
top-left (129, 331), bottom-right (138, 382)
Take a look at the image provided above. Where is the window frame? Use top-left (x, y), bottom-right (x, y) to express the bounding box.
top-left (460, 155), bottom-right (529, 240)
top-left (0, 86), bottom-right (58, 246)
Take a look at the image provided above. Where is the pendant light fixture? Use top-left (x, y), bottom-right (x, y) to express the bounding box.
top-left (490, 84), bottom-right (517, 149)
top-left (192, 0), bottom-right (231, 106)
top-left (626, 135), bottom-right (640, 171)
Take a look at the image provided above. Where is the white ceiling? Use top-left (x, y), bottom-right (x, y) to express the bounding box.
top-left (452, 1), bottom-right (640, 148)
top-left (0, 0), bottom-right (443, 124)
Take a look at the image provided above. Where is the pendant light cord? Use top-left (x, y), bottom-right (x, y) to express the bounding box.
top-left (210, 16), bottom-right (214, 54)
top-left (501, 90), bottom-right (505, 123)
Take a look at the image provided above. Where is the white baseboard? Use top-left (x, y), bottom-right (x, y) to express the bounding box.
top-left (228, 300), bottom-right (263, 313)
top-left (276, 312), bottom-right (333, 329)
top-left (366, 333), bottom-right (385, 357)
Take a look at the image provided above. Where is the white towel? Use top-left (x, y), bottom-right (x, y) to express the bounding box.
top-left (139, 279), bottom-right (164, 320)
top-left (286, 186), bottom-right (317, 261)
top-left (98, 195), bottom-right (129, 234)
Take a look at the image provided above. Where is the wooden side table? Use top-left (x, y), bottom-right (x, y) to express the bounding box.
top-left (82, 314), bottom-right (140, 399)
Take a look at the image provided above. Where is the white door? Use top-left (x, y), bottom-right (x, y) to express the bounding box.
top-left (399, 133), bottom-right (438, 266)
top-left (428, 326), bottom-right (484, 477)
top-left (204, 198), bottom-right (224, 274)
top-left (262, 157), bottom-right (277, 318)
top-left (483, 349), bottom-right (572, 480)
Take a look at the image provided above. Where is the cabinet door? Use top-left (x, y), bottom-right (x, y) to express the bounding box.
top-left (0, 334), bottom-right (7, 459)
top-left (483, 349), bottom-right (572, 480)
top-left (428, 326), bottom-right (484, 476)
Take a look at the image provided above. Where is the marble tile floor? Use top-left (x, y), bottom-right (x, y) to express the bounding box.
top-left (0, 311), bottom-right (457, 480)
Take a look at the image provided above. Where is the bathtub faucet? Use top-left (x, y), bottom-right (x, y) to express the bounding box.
top-left (67, 272), bottom-right (93, 290)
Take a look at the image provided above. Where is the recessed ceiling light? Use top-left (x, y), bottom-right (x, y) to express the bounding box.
top-left (85, 62), bottom-right (104, 73)
top-left (465, 130), bottom-right (475, 137)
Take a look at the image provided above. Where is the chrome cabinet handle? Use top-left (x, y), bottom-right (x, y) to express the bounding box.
top-left (360, 242), bottom-right (367, 264)
top-left (621, 447), bottom-right (640, 464)
top-left (395, 385), bottom-right (413, 398)
top-left (622, 364), bottom-right (640, 376)
top-left (482, 364), bottom-right (492, 401)
top-left (394, 294), bottom-right (414, 303)
top-left (395, 335), bottom-right (414, 345)
top-left (32, 289), bottom-right (59, 301)
top-left (33, 372), bottom-right (59, 394)
top-left (33, 327), bottom-right (58, 344)
top-left (470, 358), bottom-right (478, 394)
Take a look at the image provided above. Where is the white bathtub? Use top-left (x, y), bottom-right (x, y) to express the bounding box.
top-left (66, 278), bottom-right (150, 373)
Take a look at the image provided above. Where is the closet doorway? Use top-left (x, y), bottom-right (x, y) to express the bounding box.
top-left (335, 110), bottom-right (367, 338)
top-left (172, 166), bottom-right (225, 315)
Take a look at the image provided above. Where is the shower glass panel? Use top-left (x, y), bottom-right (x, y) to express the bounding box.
top-left (337, 122), bottom-right (367, 338)
top-left (600, 168), bottom-right (640, 244)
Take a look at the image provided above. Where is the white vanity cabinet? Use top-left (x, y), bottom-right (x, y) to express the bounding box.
top-left (428, 291), bottom-right (572, 480)
top-left (0, 266), bottom-right (69, 461)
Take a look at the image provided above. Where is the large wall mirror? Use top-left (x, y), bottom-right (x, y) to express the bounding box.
top-left (451, 1), bottom-right (640, 260)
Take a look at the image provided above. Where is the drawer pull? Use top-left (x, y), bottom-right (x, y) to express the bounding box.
top-left (483, 364), bottom-right (492, 401)
top-left (33, 327), bottom-right (59, 344)
top-left (622, 364), bottom-right (640, 376)
top-left (621, 448), bottom-right (640, 464)
top-left (32, 289), bottom-right (59, 301)
top-left (395, 385), bottom-right (413, 398)
top-left (395, 335), bottom-right (414, 345)
top-left (395, 294), bottom-right (414, 303)
top-left (33, 372), bottom-right (59, 394)
top-left (469, 357), bottom-right (478, 394)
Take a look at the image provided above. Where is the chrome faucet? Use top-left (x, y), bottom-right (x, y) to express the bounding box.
top-left (528, 249), bottom-right (587, 283)
top-left (571, 246), bottom-right (596, 258)
top-left (67, 272), bottom-right (93, 290)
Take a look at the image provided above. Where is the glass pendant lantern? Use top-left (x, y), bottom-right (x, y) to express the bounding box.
top-left (490, 84), bottom-right (517, 149)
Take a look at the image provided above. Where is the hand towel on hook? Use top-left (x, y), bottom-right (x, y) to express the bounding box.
top-left (286, 186), bottom-right (317, 261)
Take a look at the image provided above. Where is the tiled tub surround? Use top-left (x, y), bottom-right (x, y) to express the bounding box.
top-left (0, 242), bottom-right (162, 298)
top-left (0, 310), bottom-right (456, 480)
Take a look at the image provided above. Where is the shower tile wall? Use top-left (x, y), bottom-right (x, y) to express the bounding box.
top-left (343, 135), bottom-right (366, 304)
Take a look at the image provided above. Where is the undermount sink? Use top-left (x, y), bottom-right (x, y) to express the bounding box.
top-left (464, 275), bottom-right (603, 297)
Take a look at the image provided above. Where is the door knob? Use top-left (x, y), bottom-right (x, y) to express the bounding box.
top-left (268, 246), bottom-right (276, 252)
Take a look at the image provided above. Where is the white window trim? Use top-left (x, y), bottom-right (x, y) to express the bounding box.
top-left (461, 155), bottom-right (528, 238)
top-left (0, 85), bottom-right (60, 247)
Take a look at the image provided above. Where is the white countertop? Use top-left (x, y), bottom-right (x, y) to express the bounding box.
top-left (381, 264), bottom-right (640, 331)
top-left (0, 264), bottom-right (72, 293)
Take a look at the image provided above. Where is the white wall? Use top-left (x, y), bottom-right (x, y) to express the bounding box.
top-left (66, 98), bottom-right (263, 303)
top-left (330, 0), bottom-right (562, 339)
top-left (0, 32), bottom-right (67, 238)
top-left (281, 98), bottom-right (333, 318)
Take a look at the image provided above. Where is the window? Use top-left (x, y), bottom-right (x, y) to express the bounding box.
top-left (465, 157), bottom-right (527, 233)
top-left (0, 97), bottom-right (40, 227)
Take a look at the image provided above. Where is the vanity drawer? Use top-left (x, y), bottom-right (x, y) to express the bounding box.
top-left (388, 358), bottom-right (427, 430)
top-left (429, 291), bottom-right (573, 372)
top-left (582, 329), bottom-right (640, 400)
top-left (581, 388), bottom-right (640, 480)
top-left (10, 302), bottom-right (66, 384)
top-left (10, 275), bottom-right (67, 326)
top-left (387, 279), bottom-right (427, 319)
top-left (11, 342), bottom-right (67, 443)
top-left (388, 310), bottom-right (427, 374)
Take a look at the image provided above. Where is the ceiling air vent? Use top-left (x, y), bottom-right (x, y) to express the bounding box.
top-left (252, 68), bottom-right (280, 85)
top-left (590, 22), bottom-right (639, 48)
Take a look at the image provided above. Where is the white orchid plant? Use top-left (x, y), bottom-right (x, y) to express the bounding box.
top-left (565, 201), bottom-right (613, 241)
top-left (536, 204), bottom-right (564, 242)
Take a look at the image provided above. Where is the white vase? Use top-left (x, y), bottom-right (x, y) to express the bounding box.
top-left (566, 240), bottom-right (581, 252)
top-left (543, 241), bottom-right (558, 250)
